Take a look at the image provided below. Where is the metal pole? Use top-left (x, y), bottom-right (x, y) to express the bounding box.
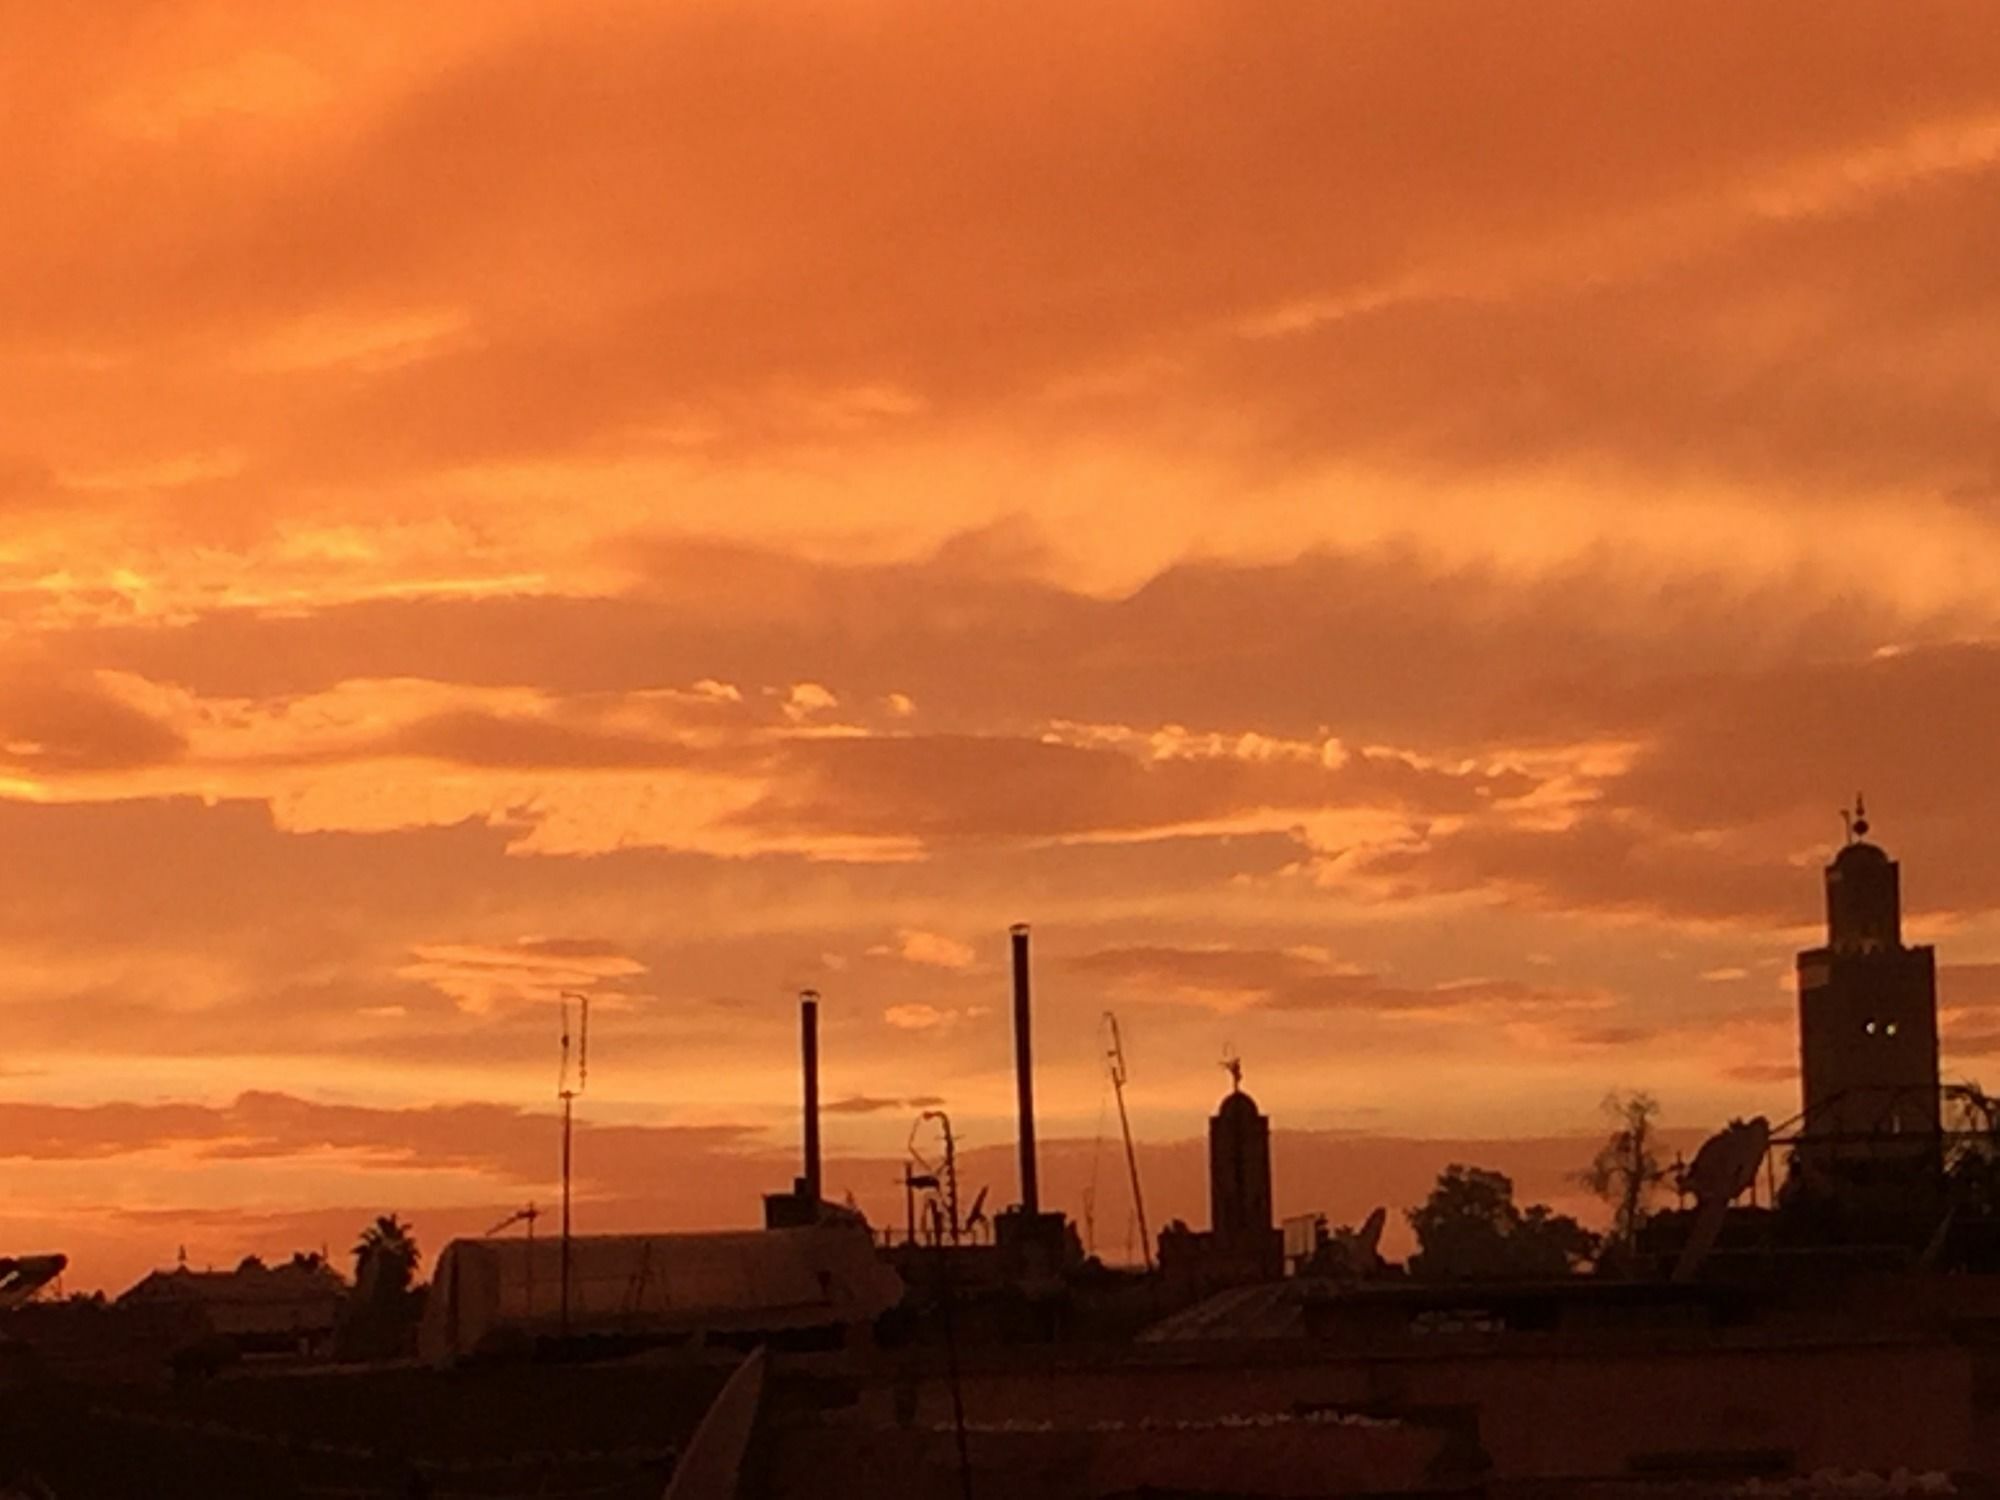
top-left (943, 1117), bottom-right (961, 1247)
top-left (1010, 924), bottom-right (1039, 1216)
top-left (931, 1198), bottom-right (974, 1500)
top-left (560, 1094), bottom-right (572, 1336)
top-left (801, 991), bottom-right (822, 1202)
top-left (556, 990), bottom-right (588, 1341)
top-left (1105, 1015), bottom-right (1154, 1272)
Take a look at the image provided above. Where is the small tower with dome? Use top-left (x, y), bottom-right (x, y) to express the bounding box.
top-left (1210, 1057), bottom-right (1275, 1241)
top-left (1160, 1055), bottom-right (1286, 1289)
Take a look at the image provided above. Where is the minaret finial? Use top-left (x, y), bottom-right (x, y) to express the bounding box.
top-left (1221, 1047), bottom-right (1242, 1092)
top-left (1853, 791), bottom-right (1869, 842)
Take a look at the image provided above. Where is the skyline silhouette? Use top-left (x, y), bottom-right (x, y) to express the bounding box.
top-left (8, 1), bottom-right (2000, 1306)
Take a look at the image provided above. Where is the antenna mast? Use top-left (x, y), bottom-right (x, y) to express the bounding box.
top-left (911, 1110), bottom-right (962, 1246)
top-left (1102, 1012), bottom-right (1154, 1273)
top-left (558, 991), bottom-right (590, 1338)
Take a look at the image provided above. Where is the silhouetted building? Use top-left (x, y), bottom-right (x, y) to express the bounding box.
top-left (117, 1258), bottom-right (345, 1355)
top-left (422, 1224), bottom-right (902, 1362)
top-left (1161, 1068), bottom-right (1284, 1292)
top-left (1796, 806), bottom-right (1941, 1180)
top-left (1211, 1074), bottom-right (1274, 1239)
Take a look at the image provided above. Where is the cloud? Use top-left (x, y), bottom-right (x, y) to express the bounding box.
top-left (1335, 642), bottom-right (2000, 925)
top-left (872, 930), bottom-right (977, 971)
top-left (822, 1094), bottom-right (945, 1117)
top-left (0, 1089), bottom-right (763, 1184)
top-left (734, 730), bottom-right (1531, 846)
top-left (1944, 964), bottom-right (2000, 1009)
top-left (780, 682), bottom-right (839, 723)
top-left (17, 3), bottom-right (2000, 493)
top-left (57, 536), bottom-right (1924, 743)
top-left (1070, 943), bottom-right (1611, 1019)
top-left (1945, 1030), bottom-right (2000, 1060)
top-left (397, 937), bottom-right (647, 1013)
top-left (0, 669), bottom-right (186, 773)
top-left (385, 710), bottom-right (706, 771)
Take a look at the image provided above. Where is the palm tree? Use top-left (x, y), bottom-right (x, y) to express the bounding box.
top-left (352, 1213), bottom-right (421, 1295)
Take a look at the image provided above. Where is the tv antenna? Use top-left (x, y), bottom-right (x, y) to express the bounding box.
top-left (910, 1108), bottom-right (973, 1500)
top-left (487, 1203), bottom-right (541, 1237)
top-left (1102, 1012), bottom-right (1154, 1273)
top-left (558, 991), bottom-right (590, 1336)
top-left (909, 1109), bottom-right (961, 1246)
top-left (899, 1162), bottom-right (939, 1246)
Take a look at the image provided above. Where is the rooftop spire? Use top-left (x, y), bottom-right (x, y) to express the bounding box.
top-left (1843, 791), bottom-right (1871, 845)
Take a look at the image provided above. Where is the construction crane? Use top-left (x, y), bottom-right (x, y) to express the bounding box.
top-left (558, 991), bottom-right (590, 1335)
top-left (1102, 1012), bottom-right (1154, 1273)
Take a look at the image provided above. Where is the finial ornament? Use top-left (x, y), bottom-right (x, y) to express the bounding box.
top-left (1853, 791), bottom-right (1869, 842)
top-left (1222, 1047), bottom-right (1242, 1092)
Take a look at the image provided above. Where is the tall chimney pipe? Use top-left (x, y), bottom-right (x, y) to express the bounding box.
top-left (1010, 924), bottom-right (1040, 1215)
top-left (800, 990), bottom-right (822, 1202)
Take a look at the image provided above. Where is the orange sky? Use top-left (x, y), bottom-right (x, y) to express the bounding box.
top-left (8, 1), bottom-right (2000, 1291)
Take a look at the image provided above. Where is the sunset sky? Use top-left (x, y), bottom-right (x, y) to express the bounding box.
top-left (9, 1), bottom-right (2000, 1290)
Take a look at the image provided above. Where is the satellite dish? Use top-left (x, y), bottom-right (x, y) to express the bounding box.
top-left (1686, 1116), bottom-right (1771, 1207)
top-left (1356, 1206), bottom-right (1388, 1254)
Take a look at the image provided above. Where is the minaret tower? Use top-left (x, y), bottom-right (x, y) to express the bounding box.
top-left (1795, 797), bottom-right (1941, 1175)
top-left (1209, 1055), bottom-right (1274, 1240)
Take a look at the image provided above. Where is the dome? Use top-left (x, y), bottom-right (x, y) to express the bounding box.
top-left (1833, 839), bottom-right (1891, 871)
top-left (1216, 1088), bottom-right (1262, 1119)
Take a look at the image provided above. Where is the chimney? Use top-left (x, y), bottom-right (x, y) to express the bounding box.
top-left (800, 990), bottom-right (822, 1202)
top-left (1011, 924), bottom-right (1040, 1215)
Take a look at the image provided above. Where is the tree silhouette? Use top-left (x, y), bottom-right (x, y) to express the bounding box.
top-left (352, 1213), bottom-right (420, 1294)
top-left (338, 1214), bottom-right (424, 1359)
top-left (1578, 1092), bottom-right (1668, 1257)
top-left (1407, 1165), bottom-right (1598, 1280)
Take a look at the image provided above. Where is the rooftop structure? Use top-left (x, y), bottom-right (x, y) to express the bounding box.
top-left (420, 1224), bottom-right (901, 1362)
top-left (117, 1258), bottom-right (345, 1352)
